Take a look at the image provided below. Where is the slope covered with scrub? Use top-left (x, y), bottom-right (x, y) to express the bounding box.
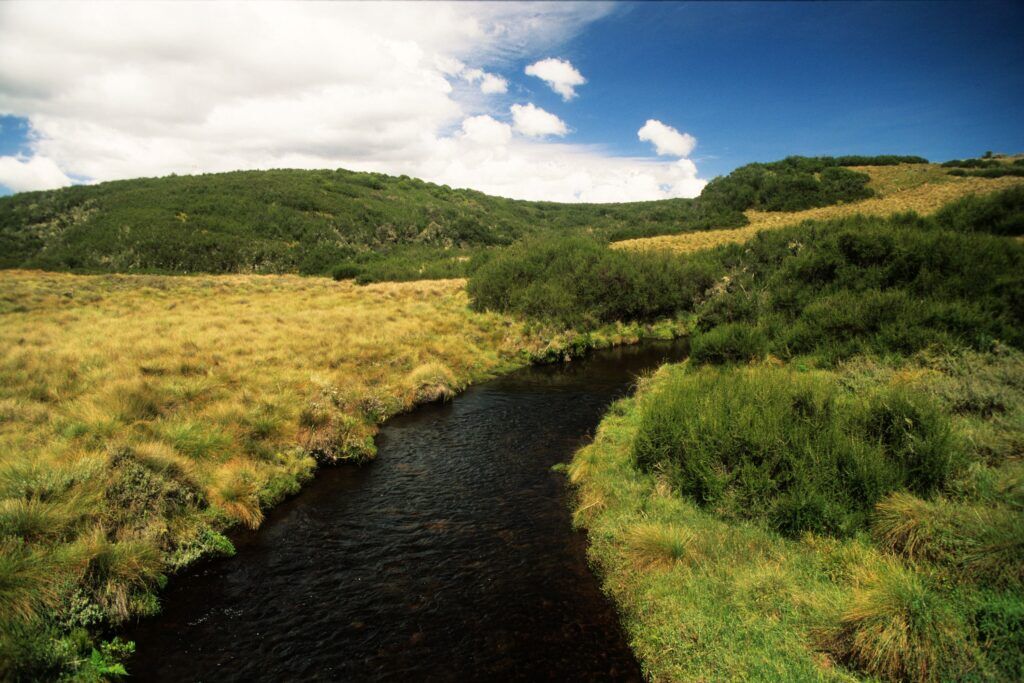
top-left (0, 155), bottom-right (926, 282)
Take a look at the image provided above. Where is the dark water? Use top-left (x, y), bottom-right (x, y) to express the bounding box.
top-left (125, 342), bottom-right (687, 681)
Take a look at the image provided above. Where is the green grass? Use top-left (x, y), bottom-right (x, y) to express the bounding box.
top-left (570, 351), bottom-right (1024, 681)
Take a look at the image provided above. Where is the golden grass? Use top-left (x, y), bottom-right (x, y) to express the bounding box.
top-left (615, 165), bottom-right (1024, 255)
top-left (2, 270), bottom-right (662, 646)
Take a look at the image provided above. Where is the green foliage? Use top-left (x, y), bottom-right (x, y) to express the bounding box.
top-left (632, 366), bottom-right (963, 537)
top-left (0, 168), bottom-right (739, 278)
top-left (692, 197), bottom-right (1024, 363)
top-left (948, 166), bottom-right (1024, 178)
top-left (467, 234), bottom-right (702, 328)
top-left (699, 156), bottom-right (902, 213)
top-left (689, 323), bottom-right (767, 364)
top-left (0, 156), bottom-right (929, 281)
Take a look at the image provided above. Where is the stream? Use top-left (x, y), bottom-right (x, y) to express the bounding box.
top-left (125, 341), bottom-right (687, 681)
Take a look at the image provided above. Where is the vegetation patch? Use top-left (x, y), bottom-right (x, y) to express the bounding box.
top-left (0, 270), bottom-right (684, 679)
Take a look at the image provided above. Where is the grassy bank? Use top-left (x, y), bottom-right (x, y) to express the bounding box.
top-left (0, 269), bottom-right (684, 679)
top-left (556, 186), bottom-right (1024, 681)
top-left (569, 352), bottom-right (1023, 681)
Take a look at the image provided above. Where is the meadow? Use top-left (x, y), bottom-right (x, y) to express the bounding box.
top-left (0, 269), bottom-right (678, 678)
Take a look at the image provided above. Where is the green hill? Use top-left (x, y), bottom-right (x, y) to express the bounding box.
top-left (0, 156), bottom-right (926, 282)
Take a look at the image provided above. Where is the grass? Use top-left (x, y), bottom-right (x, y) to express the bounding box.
top-left (570, 352), bottom-right (1024, 681)
top-left (565, 181), bottom-right (1024, 681)
top-left (0, 269), bottom-right (684, 679)
top-left (615, 165), bottom-right (1024, 254)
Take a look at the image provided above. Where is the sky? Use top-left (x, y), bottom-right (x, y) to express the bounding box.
top-left (0, 1), bottom-right (1021, 200)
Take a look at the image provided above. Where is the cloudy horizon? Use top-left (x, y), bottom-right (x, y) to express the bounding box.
top-left (0, 1), bottom-right (705, 201)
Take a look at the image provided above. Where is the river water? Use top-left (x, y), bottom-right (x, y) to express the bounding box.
top-left (125, 341), bottom-right (687, 681)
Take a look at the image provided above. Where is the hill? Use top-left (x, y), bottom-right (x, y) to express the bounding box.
top-left (0, 156), bottom-right (928, 282)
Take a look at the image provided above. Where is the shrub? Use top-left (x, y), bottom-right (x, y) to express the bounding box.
top-left (689, 323), bottom-right (767, 364)
top-left (631, 366), bottom-right (963, 537)
top-left (468, 235), bottom-right (693, 328)
top-left (933, 185), bottom-right (1024, 236)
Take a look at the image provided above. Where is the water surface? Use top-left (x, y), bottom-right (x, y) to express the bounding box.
top-left (126, 342), bottom-right (687, 681)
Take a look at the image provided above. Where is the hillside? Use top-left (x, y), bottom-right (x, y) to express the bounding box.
top-left (616, 162), bottom-right (1024, 254)
top-left (0, 169), bottom-right (698, 279)
top-left (0, 155), bottom-right (930, 282)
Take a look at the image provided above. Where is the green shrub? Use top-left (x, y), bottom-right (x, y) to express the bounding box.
top-left (468, 235), bottom-right (694, 328)
top-left (933, 185), bottom-right (1024, 236)
top-left (693, 199), bottom-right (1024, 363)
top-left (690, 323), bottom-right (767, 364)
top-left (631, 366), bottom-right (963, 537)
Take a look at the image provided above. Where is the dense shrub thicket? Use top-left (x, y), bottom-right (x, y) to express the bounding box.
top-left (691, 209), bottom-right (1024, 363)
top-left (0, 169), bottom-right (702, 278)
top-left (932, 185), bottom-right (1024, 235)
top-left (632, 367), bottom-right (962, 537)
top-left (697, 155), bottom-right (928, 214)
top-left (466, 235), bottom-right (716, 328)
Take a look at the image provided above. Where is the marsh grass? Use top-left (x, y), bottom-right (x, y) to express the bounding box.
top-left (0, 270), bottom-right (671, 678)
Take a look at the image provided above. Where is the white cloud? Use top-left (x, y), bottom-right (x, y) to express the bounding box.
top-left (524, 57), bottom-right (586, 100)
top-left (638, 119), bottom-right (697, 157)
top-left (0, 1), bottom-right (705, 201)
top-left (510, 103), bottom-right (568, 138)
top-left (479, 73), bottom-right (508, 94)
top-left (460, 115), bottom-right (512, 147)
top-left (0, 155), bottom-right (72, 192)
top-left (450, 64), bottom-right (507, 94)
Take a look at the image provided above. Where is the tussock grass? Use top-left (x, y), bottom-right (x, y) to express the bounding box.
top-left (570, 354), bottom-right (1024, 681)
top-left (615, 166), bottom-right (1024, 254)
top-left (824, 558), bottom-right (976, 683)
top-left (0, 270), bottom-right (670, 678)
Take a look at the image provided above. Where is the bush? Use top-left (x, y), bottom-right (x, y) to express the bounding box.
top-left (467, 235), bottom-right (694, 328)
top-left (693, 198), bottom-right (1024, 363)
top-left (700, 158), bottom-right (875, 214)
top-left (933, 185), bottom-right (1024, 236)
top-left (689, 323), bottom-right (767, 364)
top-left (631, 366), bottom-right (963, 537)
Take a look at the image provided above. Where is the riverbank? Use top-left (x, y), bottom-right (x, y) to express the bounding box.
top-left (569, 351), bottom-right (1024, 681)
top-left (0, 269), bottom-right (685, 679)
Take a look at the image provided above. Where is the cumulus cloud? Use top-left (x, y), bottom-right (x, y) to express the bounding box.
top-left (479, 73), bottom-right (508, 94)
top-left (0, 1), bottom-right (705, 201)
top-left (510, 103), bottom-right (568, 138)
top-left (460, 115), bottom-right (512, 147)
top-left (0, 155), bottom-right (72, 192)
top-left (637, 119), bottom-right (697, 157)
top-left (524, 57), bottom-right (586, 100)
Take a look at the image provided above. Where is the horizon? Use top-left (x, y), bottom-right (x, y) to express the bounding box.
top-left (1, 1), bottom-right (1021, 200)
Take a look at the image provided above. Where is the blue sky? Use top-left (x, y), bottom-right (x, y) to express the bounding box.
top-left (1, 1), bottom-right (1022, 198)
top-left (498, 1), bottom-right (1024, 178)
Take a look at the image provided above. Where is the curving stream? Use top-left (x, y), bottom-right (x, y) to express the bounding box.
top-left (125, 341), bottom-right (687, 681)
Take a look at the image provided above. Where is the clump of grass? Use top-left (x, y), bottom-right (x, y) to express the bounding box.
top-left (625, 522), bottom-right (702, 568)
top-left (872, 492), bottom-right (1024, 589)
top-left (822, 558), bottom-right (978, 682)
top-left (210, 462), bottom-right (264, 529)
top-left (405, 361), bottom-right (459, 403)
top-left (0, 541), bottom-right (58, 623)
top-left (72, 527), bottom-right (164, 622)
